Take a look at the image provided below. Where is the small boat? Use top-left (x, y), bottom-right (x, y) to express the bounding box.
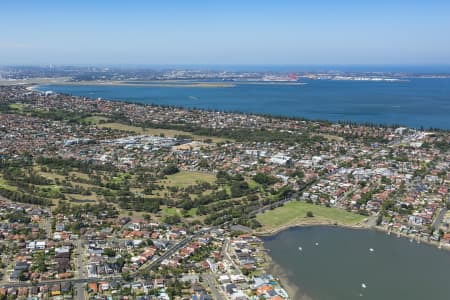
top-left (315, 242), bottom-right (319, 246)
top-left (361, 283), bottom-right (367, 289)
top-left (409, 238), bottom-right (413, 243)
top-left (298, 246), bottom-right (302, 251)
top-left (369, 248), bottom-right (374, 252)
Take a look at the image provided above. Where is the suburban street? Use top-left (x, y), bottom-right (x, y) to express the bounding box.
top-left (74, 282), bottom-right (86, 300)
top-left (433, 208), bottom-right (448, 232)
top-left (202, 273), bottom-right (225, 300)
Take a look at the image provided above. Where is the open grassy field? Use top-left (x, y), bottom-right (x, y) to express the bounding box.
top-left (247, 179), bottom-right (262, 190)
top-left (83, 115), bottom-right (109, 124)
top-left (187, 207), bottom-right (198, 217)
top-left (162, 171), bottom-right (216, 188)
top-left (161, 206), bottom-right (198, 219)
top-left (97, 122), bottom-right (230, 143)
top-left (256, 201), bottom-right (366, 230)
top-left (37, 171), bottom-right (66, 181)
top-left (0, 177), bottom-right (17, 191)
top-left (8, 103), bottom-right (25, 111)
top-left (162, 207), bottom-right (181, 216)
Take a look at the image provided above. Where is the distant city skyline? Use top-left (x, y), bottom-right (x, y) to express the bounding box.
top-left (1, 0), bottom-right (450, 65)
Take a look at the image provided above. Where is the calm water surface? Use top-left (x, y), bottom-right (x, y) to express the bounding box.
top-left (263, 226), bottom-right (450, 300)
top-left (38, 78), bottom-right (450, 129)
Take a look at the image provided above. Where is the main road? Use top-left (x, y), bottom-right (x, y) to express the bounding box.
top-left (202, 273), bottom-right (225, 300)
top-left (139, 228), bottom-right (212, 271)
top-left (74, 239), bottom-right (86, 300)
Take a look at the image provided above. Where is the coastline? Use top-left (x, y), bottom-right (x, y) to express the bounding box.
top-left (11, 79), bottom-right (308, 89)
top-left (256, 217), bottom-right (450, 249)
top-left (16, 79), bottom-right (450, 130)
top-left (30, 80), bottom-right (236, 88)
top-left (372, 225), bottom-right (450, 252)
top-left (255, 217), bottom-right (368, 237)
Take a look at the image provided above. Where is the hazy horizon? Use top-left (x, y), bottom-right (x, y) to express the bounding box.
top-left (2, 1), bottom-right (450, 66)
top-left (2, 64), bottom-right (450, 74)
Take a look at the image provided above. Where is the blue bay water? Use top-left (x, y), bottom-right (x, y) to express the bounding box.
top-left (263, 226), bottom-right (450, 300)
top-left (38, 78), bottom-right (450, 129)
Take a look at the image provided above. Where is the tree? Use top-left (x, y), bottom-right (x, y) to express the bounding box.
top-left (162, 164), bottom-right (179, 175)
top-left (163, 214), bottom-right (181, 225)
top-left (198, 159), bottom-right (209, 169)
top-left (230, 181), bottom-right (250, 197)
top-left (103, 248), bottom-right (116, 257)
top-left (121, 271), bottom-right (133, 282)
top-left (306, 211), bottom-right (314, 218)
top-left (381, 176), bottom-right (392, 185)
top-left (253, 173), bottom-right (278, 186)
top-left (241, 268), bottom-right (250, 276)
top-left (216, 170), bottom-right (231, 184)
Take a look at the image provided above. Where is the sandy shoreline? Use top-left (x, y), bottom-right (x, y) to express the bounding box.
top-left (1, 78), bottom-right (308, 88)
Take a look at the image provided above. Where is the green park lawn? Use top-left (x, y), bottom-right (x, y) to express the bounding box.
top-left (83, 115), bottom-right (109, 124)
top-left (162, 207), bottom-right (180, 216)
top-left (162, 207), bottom-right (197, 218)
top-left (8, 103), bottom-right (24, 111)
top-left (256, 201), bottom-right (366, 230)
top-left (163, 171), bottom-right (216, 188)
top-left (0, 177), bottom-right (17, 191)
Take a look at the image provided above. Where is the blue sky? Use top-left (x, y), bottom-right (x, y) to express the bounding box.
top-left (1, 0), bottom-right (450, 65)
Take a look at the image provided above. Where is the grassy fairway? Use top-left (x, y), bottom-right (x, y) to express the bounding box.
top-left (0, 177), bottom-right (17, 191)
top-left (163, 171), bottom-right (216, 188)
top-left (97, 122), bottom-right (229, 143)
top-left (83, 115), bottom-right (109, 124)
top-left (162, 207), bottom-right (181, 216)
top-left (256, 201), bottom-right (366, 230)
top-left (8, 103), bottom-right (24, 111)
top-left (162, 207), bottom-right (197, 218)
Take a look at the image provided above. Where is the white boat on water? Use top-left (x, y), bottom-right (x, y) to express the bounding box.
top-left (298, 246), bottom-right (302, 251)
top-left (369, 248), bottom-right (374, 252)
top-left (315, 242), bottom-right (319, 246)
top-left (361, 283), bottom-right (367, 289)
